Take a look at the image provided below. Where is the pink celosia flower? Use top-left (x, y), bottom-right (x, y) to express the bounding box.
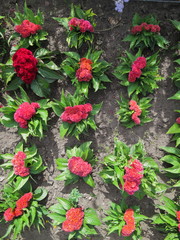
top-left (11, 151), bottom-right (30, 177)
top-left (60, 103), bottom-right (92, 124)
top-left (16, 192), bottom-right (33, 209)
top-left (129, 100), bottom-right (142, 125)
top-left (121, 209), bottom-right (135, 236)
top-left (68, 156), bottom-right (92, 177)
top-left (4, 208), bottom-right (15, 221)
top-left (176, 117), bottom-right (180, 124)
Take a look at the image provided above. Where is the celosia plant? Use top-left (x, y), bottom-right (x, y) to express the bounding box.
top-left (53, 4), bottom-right (96, 48)
top-left (10, 2), bottom-right (48, 50)
top-left (100, 139), bottom-right (167, 199)
top-left (0, 87), bottom-right (50, 141)
top-left (0, 141), bottom-right (46, 191)
top-left (61, 50), bottom-right (111, 97)
top-left (1, 48), bottom-right (62, 97)
top-left (153, 196), bottom-right (180, 240)
top-left (113, 50), bottom-right (161, 96)
top-left (55, 142), bottom-right (96, 187)
top-left (48, 189), bottom-right (101, 240)
top-left (50, 90), bottom-right (102, 139)
top-left (117, 95), bottom-right (152, 127)
top-left (0, 184), bottom-right (48, 240)
top-left (123, 13), bottom-right (168, 50)
top-left (104, 200), bottom-right (148, 238)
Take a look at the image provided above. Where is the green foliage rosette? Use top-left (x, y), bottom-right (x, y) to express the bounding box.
top-left (10, 2), bottom-right (48, 50)
top-left (55, 142), bottom-right (96, 187)
top-left (123, 13), bottom-right (168, 50)
top-left (104, 200), bottom-right (148, 239)
top-left (100, 139), bottom-right (167, 200)
top-left (48, 189), bottom-right (101, 240)
top-left (53, 4), bottom-right (96, 48)
top-left (61, 50), bottom-right (111, 97)
top-left (1, 48), bottom-right (62, 97)
top-left (0, 87), bottom-right (50, 141)
top-left (117, 95), bottom-right (152, 128)
top-left (0, 141), bottom-right (46, 192)
top-left (0, 184), bottom-right (48, 240)
top-left (50, 90), bottom-right (102, 139)
top-left (153, 196), bottom-right (180, 240)
top-left (113, 50), bottom-right (161, 96)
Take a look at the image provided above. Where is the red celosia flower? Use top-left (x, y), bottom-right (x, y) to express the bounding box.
top-left (79, 58), bottom-right (93, 71)
top-left (62, 207), bottom-right (84, 232)
top-left (131, 112), bottom-right (141, 125)
top-left (14, 208), bottom-right (23, 217)
top-left (12, 48), bottom-right (38, 84)
top-left (16, 192), bottom-right (33, 209)
top-left (176, 211), bottom-right (180, 222)
top-left (14, 102), bottom-right (40, 128)
top-left (123, 159), bottom-right (143, 195)
top-left (11, 151), bottom-right (30, 177)
top-left (176, 117), bottom-right (180, 124)
top-left (128, 71), bottom-right (137, 82)
top-left (4, 208), bottom-right (15, 221)
top-left (76, 68), bottom-right (93, 82)
top-left (131, 65), bottom-right (142, 78)
top-left (14, 20), bottom-right (42, 38)
top-left (68, 156), bottom-right (92, 177)
top-left (133, 57), bottom-right (147, 69)
top-left (131, 22), bottom-right (160, 35)
top-left (68, 18), bottom-right (94, 33)
top-left (121, 224), bottom-right (135, 236)
top-left (60, 103), bottom-right (92, 123)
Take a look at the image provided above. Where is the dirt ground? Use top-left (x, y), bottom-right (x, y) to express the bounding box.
top-left (0, 0), bottom-right (180, 239)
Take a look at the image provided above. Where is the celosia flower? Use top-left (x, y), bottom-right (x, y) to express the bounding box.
top-left (68, 156), bottom-right (92, 177)
top-left (62, 207), bottom-right (84, 232)
top-left (68, 18), bottom-right (94, 33)
top-left (176, 117), bottom-right (180, 124)
top-left (14, 208), bottom-right (23, 217)
top-left (121, 224), bottom-right (135, 236)
top-left (123, 159), bottom-right (143, 195)
top-left (60, 103), bottom-right (92, 123)
top-left (14, 102), bottom-right (40, 128)
top-left (76, 68), bottom-right (93, 82)
top-left (123, 208), bottom-right (135, 224)
top-left (14, 20), bottom-right (42, 38)
top-left (12, 48), bottom-right (38, 84)
top-left (16, 192), bottom-right (33, 209)
top-left (79, 58), bottom-right (93, 70)
top-left (11, 151), bottom-right (30, 177)
top-left (131, 22), bottom-right (160, 35)
top-left (129, 100), bottom-right (142, 125)
top-left (133, 57), bottom-right (147, 69)
top-left (128, 71), bottom-right (137, 82)
top-left (176, 211), bottom-right (180, 222)
top-left (4, 208), bottom-right (15, 221)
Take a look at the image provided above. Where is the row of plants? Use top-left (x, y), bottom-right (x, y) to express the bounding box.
top-left (0, 2), bottom-right (179, 239)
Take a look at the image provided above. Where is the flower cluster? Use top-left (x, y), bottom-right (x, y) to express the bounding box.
top-left (4, 192), bottom-right (33, 221)
top-left (131, 22), bottom-right (161, 35)
top-left (11, 151), bottom-right (29, 177)
top-left (14, 102), bottom-right (40, 128)
top-left (176, 211), bottom-right (180, 232)
top-left (128, 56), bottom-right (147, 82)
top-left (123, 159), bottom-right (144, 195)
top-left (14, 19), bottom-right (42, 38)
top-left (62, 207), bottom-right (84, 232)
top-left (12, 48), bottom-right (38, 84)
top-left (176, 117), bottom-right (180, 124)
top-left (68, 18), bottom-right (94, 33)
top-left (68, 157), bottom-right (93, 177)
top-left (129, 100), bottom-right (142, 125)
top-left (114, 0), bottom-right (129, 13)
top-left (121, 209), bottom-right (135, 236)
top-left (60, 103), bottom-right (92, 123)
top-left (76, 58), bottom-right (93, 82)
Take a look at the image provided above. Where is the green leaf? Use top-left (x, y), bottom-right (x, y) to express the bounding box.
top-left (38, 67), bottom-right (61, 80)
top-left (33, 188), bottom-right (48, 201)
top-left (167, 123), bottom-right (180, 134)
top-left (83, 175), bottom-right (95, 187)
top-left (60, 122), bottom-right (70, 138)
top-left (57, 197), bottom-right (71, 210)
top-left (84, 208), bottom-right (101, 226)
top-left (6, 77), bottom-right (23, 91)
top-left (13, 176), bottom-right (29, 192)
top-left (49, 203), bottom-right (66, 215)
top-left (48, 213), bottom-right (66, 223)
top-left (31, 77), bottom-right (50, 97)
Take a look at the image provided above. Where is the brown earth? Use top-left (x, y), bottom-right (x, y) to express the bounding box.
top-left (0, 0), bottom-right (180, 239)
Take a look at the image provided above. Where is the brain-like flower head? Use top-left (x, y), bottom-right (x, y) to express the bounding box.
top-left (15, 20), bottom-right (42, 38)
top-left (68, 156), bottom-right (92, 177)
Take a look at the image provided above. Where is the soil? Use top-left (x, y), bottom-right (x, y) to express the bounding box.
top-left (0, 0), bottom-right (180, 239)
